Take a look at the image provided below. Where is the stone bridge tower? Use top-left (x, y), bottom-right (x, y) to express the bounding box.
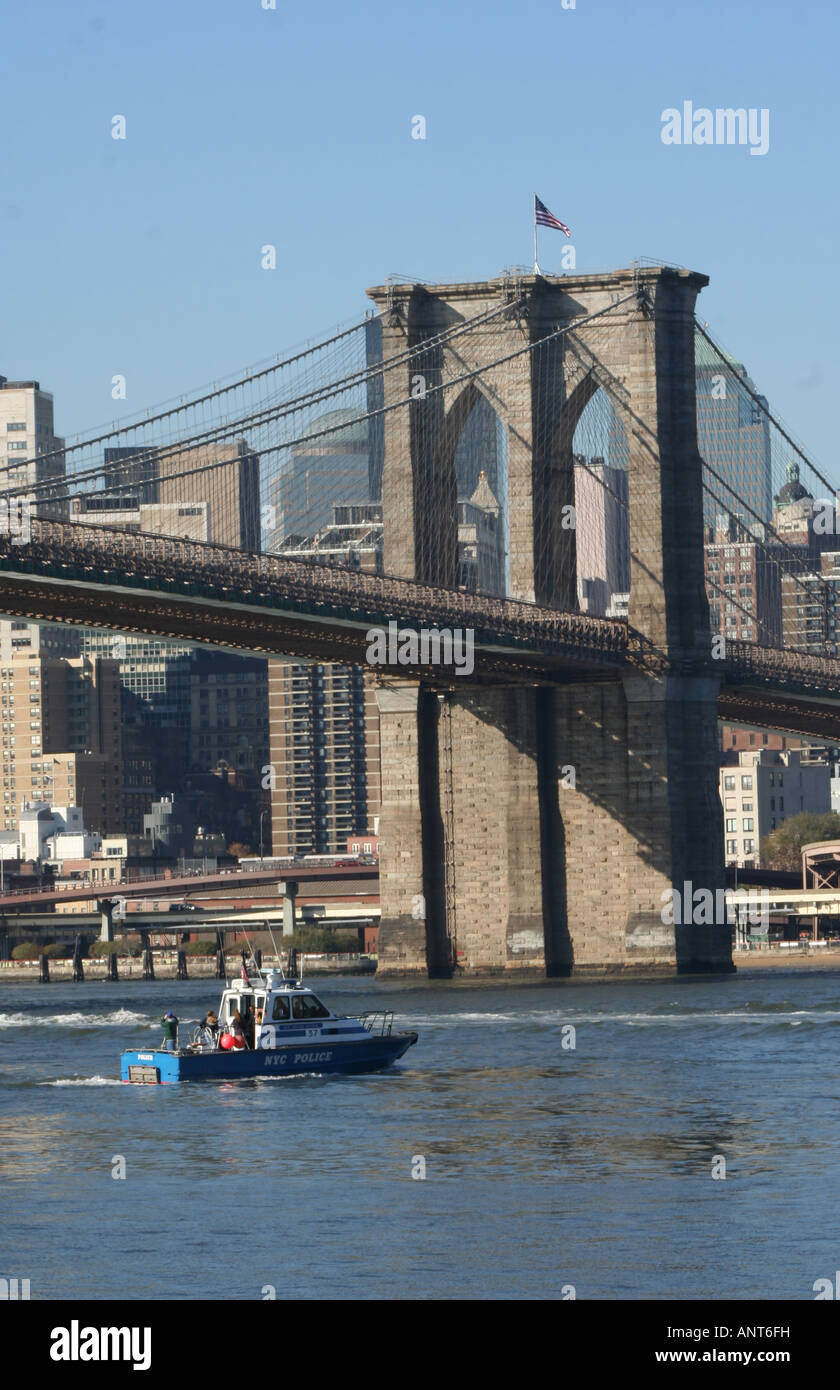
top-left (366, 267), bottom-right (731, 978)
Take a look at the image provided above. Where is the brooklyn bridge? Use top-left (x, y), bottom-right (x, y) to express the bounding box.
top-left (2, 263), bottom-right (838, 977)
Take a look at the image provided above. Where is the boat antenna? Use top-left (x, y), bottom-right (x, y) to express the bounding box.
top-left (235, 921), bottom-right (265, 984)
top-left (265, 919), bottom-right (284, 976)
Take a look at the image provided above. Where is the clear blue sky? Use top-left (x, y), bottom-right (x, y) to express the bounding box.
top-left (2, 0), bottom-right (837, 468)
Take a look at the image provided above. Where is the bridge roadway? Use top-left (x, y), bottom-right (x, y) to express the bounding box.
top-left (0, 864), bottom-right (377, 911)
top-left (2, 521), bottom-right (840, 734)
top-left (0, 904), bottom-right (380, 940)
top-left (0, 519), bottom-right (625, 684)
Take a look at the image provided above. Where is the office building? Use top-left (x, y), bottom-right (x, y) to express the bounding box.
top-left (70, 495), bottom-right (210, 541)
top-left (771, 463), bottom-right (840, 654)
top-left (0, 376), bottom-right (67, 510)
top-left (705, 515), bottom-right (782, 646)
top-left (268, 660), bottom-right (380, 858)
top-left (190, 651), bottom-right (269, 776)
top-left (720, 749), bottom-right (831, 868)
top-left (158, 438), bottom-right (260, 550)
top-left (0, 653), bottom-right (123, 836)
top-left (277, 502), bottom-right (384, 574)
top-left (94, 438), bottom-right (259, 549)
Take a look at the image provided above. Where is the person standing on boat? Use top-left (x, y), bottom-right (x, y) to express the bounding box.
top-left (240, 1002), bottom-right (255, 1049)
top-left (160, 1011), bottom-right (179, 1053)
top-left (200, 1010), bottom-right (220, 1045)
top-left (230, 1011), bottom-right (248, 1049)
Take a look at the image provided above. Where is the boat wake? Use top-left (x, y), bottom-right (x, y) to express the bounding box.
top-left (39, 1076), bottom-right (125, 1086)
top-left (0, 1009), bottom-right (152, 1029)
top-left (406, 1007), bottom-right (840, 1029)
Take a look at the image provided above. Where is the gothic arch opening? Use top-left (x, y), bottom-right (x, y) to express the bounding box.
top-left (429, 381), bottom-right (510, 598)
top-left (568, 386), bottom-right (630, 619)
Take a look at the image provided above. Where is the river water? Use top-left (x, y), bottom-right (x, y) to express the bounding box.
top-left (1, 968), bottom-right (838, 1301)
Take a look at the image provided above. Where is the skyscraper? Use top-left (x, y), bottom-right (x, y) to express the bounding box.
top-left (695, 332), bottom-right (772, 527)
top-left (573, 456), bottom-right (630, 616)
top-left (266, 409), bottom-right (371, 552)
top-left (268, 661), bottom-right (380, 857)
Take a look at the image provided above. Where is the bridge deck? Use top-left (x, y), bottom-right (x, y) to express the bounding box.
top-left (3, 524), bottom-right (840, 729)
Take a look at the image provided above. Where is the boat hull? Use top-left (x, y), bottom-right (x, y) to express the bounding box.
top-left (121, 1032), bottom-right (418, 1083)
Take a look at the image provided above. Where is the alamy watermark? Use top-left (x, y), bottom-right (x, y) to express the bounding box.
top-left (50, 1321), bottom-right (151, 1370)
top-left (661, 103), bottom-right (770, 157)
top-left (661, 882), bottom-right (770, 928)
top-left (366, 621), bottom-right (474, 677)
top-left (0, 1277), bottom-right (30, 1300)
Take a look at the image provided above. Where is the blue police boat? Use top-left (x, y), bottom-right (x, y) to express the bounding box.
top-left (120, 969), bottom-right (418, 1084)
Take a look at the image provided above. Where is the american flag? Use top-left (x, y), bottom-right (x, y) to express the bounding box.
top-left (535, 195), bottom-right (571, 237)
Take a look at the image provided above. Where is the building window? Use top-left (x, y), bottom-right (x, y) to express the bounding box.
top-left (741, 776), bottom-right (753, 790)
top-left (723, 776), bottom-right (735, 790)
top-left (743, 818), bottom-right (754, 832)
top-left (726, 818), bottom-right (737, 833)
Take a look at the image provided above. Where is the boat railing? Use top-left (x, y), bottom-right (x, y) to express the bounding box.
top-left (358, 1011), bottom-right (395, 1037)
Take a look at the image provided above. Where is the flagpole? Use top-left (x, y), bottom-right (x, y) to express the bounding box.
top-left (533, 194), bottom-right (539, 274)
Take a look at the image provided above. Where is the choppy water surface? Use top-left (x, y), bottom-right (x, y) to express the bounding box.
top-left (1, 970), bottom-right (839, 1300)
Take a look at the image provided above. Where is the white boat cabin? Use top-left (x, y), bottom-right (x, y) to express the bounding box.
top-left (216, 969), bottom-right (363, 1050)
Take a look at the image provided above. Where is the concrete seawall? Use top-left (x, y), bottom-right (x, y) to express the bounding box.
top-left (0, 953), bottom-right (377, 982)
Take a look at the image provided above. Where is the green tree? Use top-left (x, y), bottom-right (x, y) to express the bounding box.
top-left (11, 941), bottom-right (39, 960)
top-left (759, 811), bottom-right (840, 872)
top-left (88, 939), bottom-right (138, 957)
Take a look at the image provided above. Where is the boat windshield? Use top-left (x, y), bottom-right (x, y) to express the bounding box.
top-left (292, 994), bottom-right (330, 1019)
